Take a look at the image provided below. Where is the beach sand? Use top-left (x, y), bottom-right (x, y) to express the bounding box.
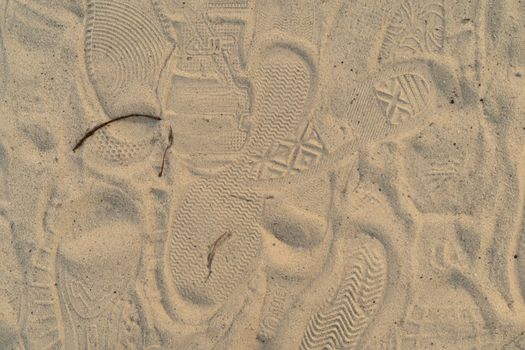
top-left (0, 0), bottom-right (524, 349)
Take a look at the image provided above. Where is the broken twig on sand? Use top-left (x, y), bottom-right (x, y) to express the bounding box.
top-left (73, 114), bottom-right (161, 152)
top-left (206, 231), bottom-right (233, 282)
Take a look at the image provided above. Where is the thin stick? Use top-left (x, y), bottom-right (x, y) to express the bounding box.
top-left (206, 231), bottom-right (233, 282)
top-left (73, 114), bottom-right (161, 152)
top-left (158, 126), bottom-right (173, 177)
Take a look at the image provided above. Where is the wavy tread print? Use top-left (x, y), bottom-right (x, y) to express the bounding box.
top-left (169, 183), bottom-right (262, 305)
top-left (248, 60), bottom-right (311, 154)
top-left (168, 55), bottom-right (313, 310)
top-left (300, 245), bottom-right (387, 350)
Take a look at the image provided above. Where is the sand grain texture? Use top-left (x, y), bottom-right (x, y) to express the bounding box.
top-left (0, 0), bottom-right (524, 349)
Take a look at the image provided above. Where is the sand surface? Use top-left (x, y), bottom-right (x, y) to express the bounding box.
top-left (0, 0), bottom-right (524, 349)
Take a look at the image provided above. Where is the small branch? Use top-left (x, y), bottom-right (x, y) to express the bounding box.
top-left (206, 231), bottom-right (232, 282)
top-left (230, 194), bottom-right (253, 203)
top-left (158, 127), bottom-right (174, 177)
top-left (73, 114), bottom-right (161, 152)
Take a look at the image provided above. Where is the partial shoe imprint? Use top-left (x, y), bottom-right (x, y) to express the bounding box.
top-left (152, 1), bottom-right (253, 174)
top-left (253, 121), bottom-right (327, 181)
top-left (73, 114), bottom-right (161, 152)
top-left (379, 0), bottom-right (445, 64)
top-left (163, 37), bottom-right (317, 323)
top-left (81, 0), bottom-right (173, 168)
top-left (84, 0), bottom-right (172, 118)
top-left (24, 184), bottom-right (144, 350)
top-left (300, 243), bottom-right (387, 350)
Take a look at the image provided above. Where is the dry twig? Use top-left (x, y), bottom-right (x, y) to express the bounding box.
top-left (73, 114), bottom-right (161, 152)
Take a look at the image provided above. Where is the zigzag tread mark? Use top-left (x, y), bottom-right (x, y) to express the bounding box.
top-left (167, 57), bottom-right (313, 307)
top-left (169, 178), bottom-right (262, 304)
top-left (300, 244), bottom-right (387, 350)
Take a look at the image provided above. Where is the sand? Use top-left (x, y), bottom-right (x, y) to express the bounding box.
top-left (0, 0), bottom-right (524, 349)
